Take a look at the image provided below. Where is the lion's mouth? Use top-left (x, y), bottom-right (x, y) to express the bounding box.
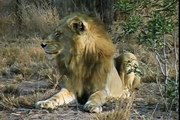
top-left (45, 51), bottom-right (59, 54)
top-left (44, 49), bottom-right (63, 60)
top-left (43, 46), bottom-right (63, 54)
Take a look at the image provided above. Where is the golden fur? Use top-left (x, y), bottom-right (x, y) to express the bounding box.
top-left (35, 13), bottom-right (140, 113)
top-left (115, 52), bottom-right (141, 91)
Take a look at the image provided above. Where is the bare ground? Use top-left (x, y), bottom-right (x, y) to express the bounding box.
top-left (0, 78), bottom-right (178, 120)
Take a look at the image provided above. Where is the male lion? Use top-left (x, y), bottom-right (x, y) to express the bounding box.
top-left (36, 13), bottom-right (140, 113)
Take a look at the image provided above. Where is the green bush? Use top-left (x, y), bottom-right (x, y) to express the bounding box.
top-left (122, 15), bottom-right (142, 35)
top-left (114, 0), bottom-right (178, 111)
top-left (114, 0), bottom-right (137, 14)
top-left (139, 12), bottom-right (174, 49)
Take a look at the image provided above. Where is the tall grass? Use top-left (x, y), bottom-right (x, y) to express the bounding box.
top-left (20, 1), bottom-right (59, 35)
top-left (0, 0), bottom-right (59, 37)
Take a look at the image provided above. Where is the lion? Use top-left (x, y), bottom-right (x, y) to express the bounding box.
top-left (115, 52), bottom-right (142, 91)
top-left (35, 12), bottom-right (140, 113)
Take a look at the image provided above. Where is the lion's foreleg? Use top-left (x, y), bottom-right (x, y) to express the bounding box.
top-left (120, 72), bottom-right (125, 88)
top-left (83, 90), bottom-right (107, 113)
top-left (35, 88), bottom-right (75, 109)
top-left (125, 73), bottom-right (135, 89)
top-left (132, 75), bottom-right (141, 90)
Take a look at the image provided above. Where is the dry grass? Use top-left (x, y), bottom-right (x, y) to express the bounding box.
top-left (19, 1), bottom-right (59, 35)
top-left (0, 94), bottom-right (36, 109)
top-left (0, 15), bottom-right (14, 36)
top-left (95, 95), bottom-right (135, 120)
top-left (0, 0), bottom-right (59, 36)
top-left (0, 37), bottom-right (47, 79)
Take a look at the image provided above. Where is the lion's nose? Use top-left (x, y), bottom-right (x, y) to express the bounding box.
top-left (41, 43), bottom-right (47, 48)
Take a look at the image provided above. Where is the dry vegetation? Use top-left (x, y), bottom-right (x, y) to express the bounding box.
top-left (0, 0), bottom-right (178, 120)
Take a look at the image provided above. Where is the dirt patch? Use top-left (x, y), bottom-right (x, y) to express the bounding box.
top-left (0, 80), bottom-right (178, 120)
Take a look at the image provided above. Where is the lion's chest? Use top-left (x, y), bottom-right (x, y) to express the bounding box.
top-left (70, 79), bottom-right (95, 104)
top-left (76, 88), bottom-right (91, 104)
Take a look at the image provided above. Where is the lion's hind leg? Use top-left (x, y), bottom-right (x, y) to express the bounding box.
top-left (35, 88), bottom-right (76, 109)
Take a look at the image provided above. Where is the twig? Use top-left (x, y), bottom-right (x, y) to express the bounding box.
top-left (156, 78), bottom-right (168, 110)
top-left (151, 103), bottom-right (159, 117)
top-left (154, 50), bottom-right (165, 63)
top-left (173, 30), bottom-right (179, 112)
top-left (155, 0), bottom-right (177, 12)
top-left (155, 53), bottom-right (165, 76)
top-left (139, 61), bottom-right (155, 74)
top-left (163, 34), bottom-right (169, 85)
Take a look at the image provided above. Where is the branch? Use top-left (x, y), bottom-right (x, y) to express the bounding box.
top-left (173, 31), bottom-right (178, 83)
top-left (155, 53), bottom-right (165, 76)
top-left (155, 0), bottom-right (177, 12)
top-left (154, 50), bottom-right (165, 64)
top-left (173, 31), bottom-right (179, 112)
top-left (139, 61), bottom-right (155, 75)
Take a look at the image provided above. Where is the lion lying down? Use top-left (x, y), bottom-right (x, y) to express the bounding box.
top-left (36, 12), bottom-right (141, 113)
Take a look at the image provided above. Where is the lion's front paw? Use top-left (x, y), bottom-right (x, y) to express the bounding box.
top-left (35, 100), bottom-right (56, 109)
top-left (121, 89), bottom-right (131, 98)
top-left (83, 101), bottom-right (102, 113)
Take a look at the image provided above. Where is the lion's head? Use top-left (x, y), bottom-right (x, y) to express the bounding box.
top-left (41, 12), bottom-right (115, 80)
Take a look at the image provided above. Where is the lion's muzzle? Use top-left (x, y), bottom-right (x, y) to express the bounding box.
top-left (41, 43), bottom-right (47, 48)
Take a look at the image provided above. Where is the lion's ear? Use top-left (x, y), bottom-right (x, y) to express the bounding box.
top-left (68, 17), bottom-right (86, 34)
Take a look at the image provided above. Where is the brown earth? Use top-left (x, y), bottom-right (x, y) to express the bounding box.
top-left (0, 77), bottom-right (178, 120)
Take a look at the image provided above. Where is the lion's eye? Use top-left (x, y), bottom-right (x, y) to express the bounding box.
top-left (55, 31), bottom-right (62, 38)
